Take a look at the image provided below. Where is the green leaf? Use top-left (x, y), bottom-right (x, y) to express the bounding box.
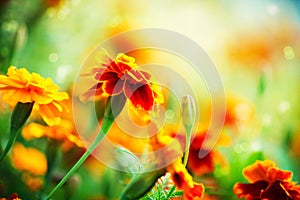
top-left (0, 102), bottom-right (34, 161)
top-left (120, 168), bottom-right (166, 200)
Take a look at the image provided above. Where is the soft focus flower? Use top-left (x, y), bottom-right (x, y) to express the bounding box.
top-left (11, 143), bottom-right (47, 176)
top-left (80, 49), bottom-right (163, 111)
top-left (233, 160), bottom-right (300, 200)
top-left (225, 22), bottom-right (300, 69)
top-left (22, 120), bottom-right (83, 151)
top-left (186, 126), bottom-right (230, 176)
top-left (0, 193), bottom-right (21, 200)
top-left (290, 127), bottom-right (300, 157)
top-left (106, 123), bottom-right (151, 153)
top-left (224, 93), bottom-right (254, 128)
top-left (167, 159), bottom-right (204, 200)
top-left (149, 127), bottom-right (183, 166)
top-left (22, 173), bottom-right (44, 191)
top-left (0, 66), bottom-right (69, 126)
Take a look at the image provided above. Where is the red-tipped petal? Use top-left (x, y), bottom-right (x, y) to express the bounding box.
top-left (233, 181), bottom-right (269, 199)
top-left (124, 81), bottom-right (154, 111)
top-left (103, 78), bottom-right (124, 95)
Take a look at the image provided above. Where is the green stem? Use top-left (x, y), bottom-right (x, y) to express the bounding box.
top-left (183, 126), bottom-right (192, 167)
top-left (46, 117), bottom-right (113, 200)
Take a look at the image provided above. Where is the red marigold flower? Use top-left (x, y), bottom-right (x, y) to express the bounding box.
top-left (80, 49), bottom-right (163, 111)
top-left (233, 160), bottom-right (300, 200)
top-left (0, 193), bottom-right (21, 200)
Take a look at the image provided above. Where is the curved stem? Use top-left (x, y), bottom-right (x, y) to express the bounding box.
top-left (46, 117), bottom-right (113, 200)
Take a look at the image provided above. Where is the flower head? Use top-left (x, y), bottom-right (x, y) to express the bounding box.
top-left (0, 66), bottom-right (69, 126)
top-left (80, 49), bottom-right (163, 111)
top-left (233, 160), bottom-right (300, 200)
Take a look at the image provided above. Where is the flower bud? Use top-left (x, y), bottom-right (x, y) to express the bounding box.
top-left (181, 95), bottom-right (196, 133)
top-left (0, 102), bottom-right (34, 161)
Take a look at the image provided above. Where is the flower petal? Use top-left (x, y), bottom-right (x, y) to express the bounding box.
top-left (124, 81), bottom-right (154, 111)
top-left (102, 78), bottom-right (124, 95)
top-left (39, 103), bottom-right (61, 126)
top-left (183, 182), bottom-right (205, 200)
top-left (261, 180), bottom-right (293, 200)
top-left (243, 160), bottom-right (275, 183)
top-left (233, 180), bottom-right (269, 199)
top-left (267, 167), bottom-right (293, 183)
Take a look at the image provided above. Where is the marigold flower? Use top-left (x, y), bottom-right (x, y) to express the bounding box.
top-left (0, 66), bottom-right (69, 126)
top-left (233, 160), bottom-right (300, 200)
top-left (11, 143), bottom-right (47, 176)
top-left (80, 49), bottom-right (163, 111)
top-left (22, 120), bottom-right (83, 151)
top-left (167, 159), bottom-right (204, 200)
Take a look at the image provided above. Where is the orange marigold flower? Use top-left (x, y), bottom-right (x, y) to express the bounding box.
top-left (233, 160), bottom-right (300, 200)
top-left (22, 120), bottom-right (83, 151)
top-left (80, 49), bottom-right (163, 111)
top-left (0, 66), bottom-right (69, 126)
top-left (11, 143), bottom-right (47, 176)
top-left (167, 159), bottom-right (204, 200)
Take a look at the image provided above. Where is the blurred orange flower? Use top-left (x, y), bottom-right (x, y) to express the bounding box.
top-left (224, 94), bottom-right (254, 128)
top-left (22, 120), bottom-right (83, 151)
top-left (226, 23), bottom-right (300, 69)
top-left (167, 159), bottom-right (204, 200)
top-left (11, 143), bottom-right (47, 176)
top-left (80, 49), bottom-right (163, 111)
top-left (0, 66), bottom-right (69, 126)
top-left (106, 123), bottom-right (151, 154)
top-left (233, 160), bottom-right (300, 200)
top-left (22, 173), bottom-right (44, 191)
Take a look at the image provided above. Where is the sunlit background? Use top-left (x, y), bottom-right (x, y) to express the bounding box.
top-left (0, 0), bottom-right (300, 199)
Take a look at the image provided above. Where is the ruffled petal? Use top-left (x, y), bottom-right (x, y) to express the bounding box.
top-left (243, 160), bottom-right (275, 183)
top-left (80, 83), bottom-right (104, 102)
top-left (39, 103), bottom-right (62, 126)
top-left (267, 167), bottom-right (293, 182)
top-left (124, 81), bottom-right (154, 111)
top-left (233, 180), bottom-right (269, 199)
top-left (103, 78), bottom-right (124, 95)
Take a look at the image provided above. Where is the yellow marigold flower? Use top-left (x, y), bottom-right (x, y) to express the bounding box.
top-left (0, 66), bottom-right (69, 126)
top-left (11, 143), bottom-right (47, 176)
